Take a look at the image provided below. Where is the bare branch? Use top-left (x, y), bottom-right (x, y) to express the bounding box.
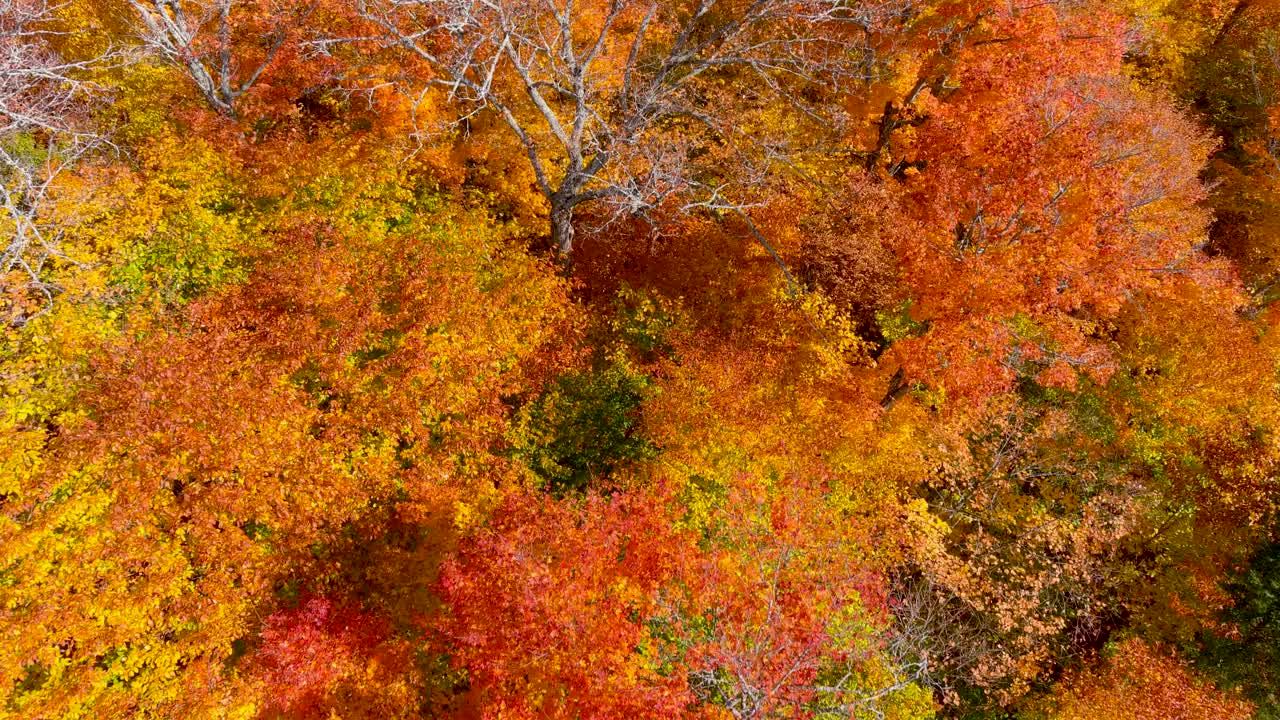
top-left (0, 0), bottom-right (124, 325)
top-left (126, 0), bottom-right (302, 117)
top-left (344, 0), bottom-right (913, 260)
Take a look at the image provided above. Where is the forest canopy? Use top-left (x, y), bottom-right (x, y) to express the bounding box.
top-left (2, 0), bottom-right (1280, 718)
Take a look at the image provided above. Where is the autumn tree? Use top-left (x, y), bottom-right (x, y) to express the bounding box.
top-left (1046, 638), bottom-right (1253, 720)
top-left (438, 482), bottom-right (937, 719)
top-left (342, 0), bottom-right (908, 259)
top-left (899, 396), bottom-right (1152, 702)
top-left (660, 479), bottom-right (935, 719)
top-left (124, 0), bottom-right (322, 118)
top-left (0, 160), bottom-right (577, 716)
top-left (1187, 0), bottom-right (1280, 296)
top-left (878, 0), bottom-right (1216, 399)
top-left (4, 0), bottom-right (1280, 718)
top-left (0, 0), bottom-right (123, 324)
top-left (437, 489), bottom-right (696, 718)
top-left (250, 596), bottom-right (419, 718)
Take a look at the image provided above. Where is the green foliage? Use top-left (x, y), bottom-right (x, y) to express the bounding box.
top-left (508, 360), bottom-right (658, 493)
top-left (875, 299), bottom-right (928, 345)
top-left (1198, 540), bottom-right (1280, 717)
top-left (0, 131), bottom-right (50, 170)
top-left (607, 284), bottom-right (681, 361)
top-left (113, 223), bottom-right (249, 306)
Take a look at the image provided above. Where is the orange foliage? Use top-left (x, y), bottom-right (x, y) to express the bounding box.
top-left (1050, 639), bottom-right (1253, 720)
top-left (252, 597), bottom-right (418, 718)
top-left (1, 201), bottom-right (575, 716)
top-left (888, 1), bottom-right (1216, 399)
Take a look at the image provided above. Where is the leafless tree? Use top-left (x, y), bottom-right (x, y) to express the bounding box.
top-left (127, 0), bottom-right (299, 117)
top-left (0, 0), bottom-right (123, 325)
top-left (342, 0), bottom-right (916, 261)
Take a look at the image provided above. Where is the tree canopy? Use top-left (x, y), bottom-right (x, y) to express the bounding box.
top-left (1, 0), bottom-right (1278, 718)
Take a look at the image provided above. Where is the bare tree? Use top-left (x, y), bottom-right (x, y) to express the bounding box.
top-left (0, 0), bottom-right (122, 325)
top-left (344, 0), bottom-right (915, 261)
top-left (127, 0), bottom-right (298, 117)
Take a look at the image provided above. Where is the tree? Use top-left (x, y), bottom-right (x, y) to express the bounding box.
top-left (125, 0), bottom-right (316, 118)
top-left (0, 0), bottom-right (122, 324)
top-left (1191, 1), bottom-right (1280, 297)
top-left (7, 0), bottom-right (1280, 717)
top-left (251, 596), bottom-right (418, 718)
top-left (1047, 638), bottom-right (1253, 720)
top-left (344, 0), bottom-right (906, 259)
top-left (1197, 540), bottom-right (1280, 715)
top-left (663, 479), bottom-right (936, 720)
top-left (437, 489), bottom-right (696, 719)
top-left (0, 171), bottom-right (576, 716)
top-left (880, 0), bottom-right (1216, 399)
top-left (632, 322), bottom-right (940, 719)
top-left (902, 396), bottom-right (1149, 703)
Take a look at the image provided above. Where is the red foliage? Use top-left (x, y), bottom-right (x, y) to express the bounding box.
top-left (255, 597), bottom-right (414, 718)
top-left (438, 489), bottom-right (696, 719)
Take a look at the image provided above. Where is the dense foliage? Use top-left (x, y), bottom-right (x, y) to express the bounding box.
top-left (2, 0), bottom-right (1279, 717)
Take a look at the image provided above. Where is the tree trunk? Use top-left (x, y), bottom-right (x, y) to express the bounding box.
top-left (550, 202), bottom-right (575, 260)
